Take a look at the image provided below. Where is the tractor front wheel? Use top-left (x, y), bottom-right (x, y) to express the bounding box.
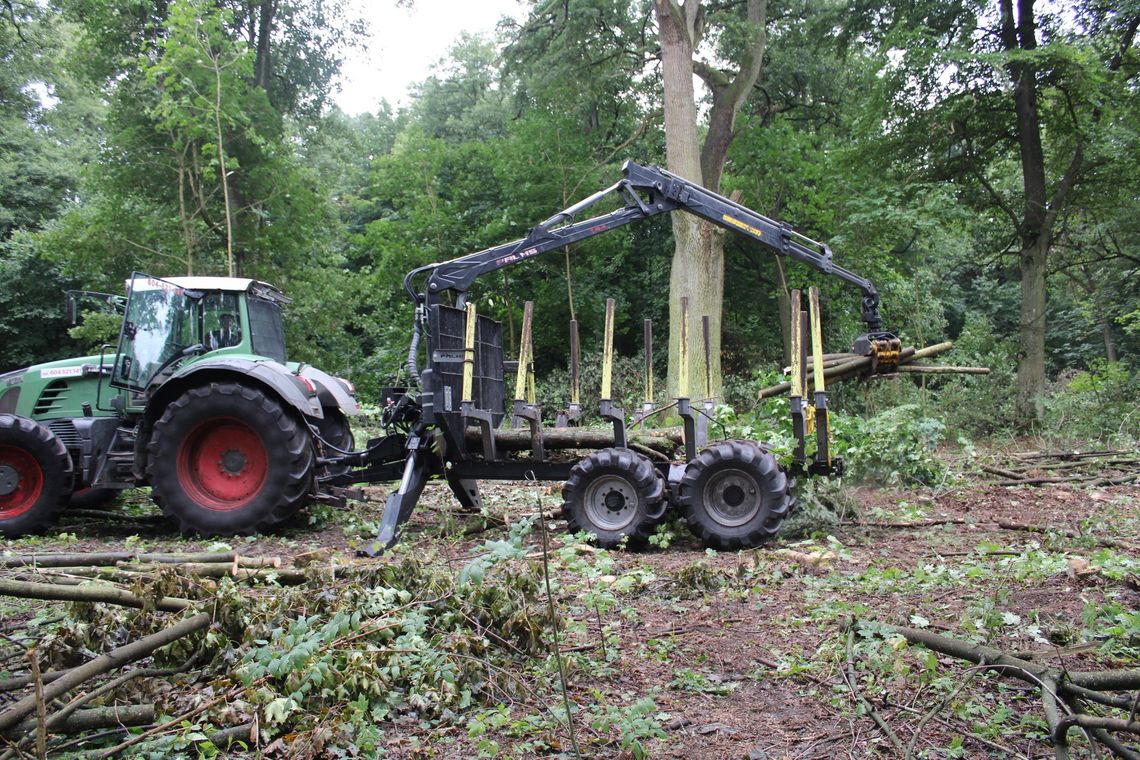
top-left (562, 448), bottom-right (666, 549)
top-left (678, 440), bottom-right (793, 550)
top-left (148, 383), bottom-right (314, 535)
top-left (0, 414), bottom-right (72, 537)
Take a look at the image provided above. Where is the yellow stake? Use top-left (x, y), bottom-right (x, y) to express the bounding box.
top-left (601, 298), bottom-right (615, 400)
top-left (789, 290), bottom-right (802, 399)
top-left (462, 302), bottom-right (477, 404)
top-left (809, 287), bottom-right (826, 395)
top-left (515, 301), bottom-right (534, 402)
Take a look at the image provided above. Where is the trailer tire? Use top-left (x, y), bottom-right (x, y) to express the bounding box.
top-left (562, 448), bottom-right (666, 549)
top-left (0, 414), bottom-right (72, 537)
top-left (679, 440), bottom-right (792, 550)
top-left (148, 383), bottom-right (314, 536)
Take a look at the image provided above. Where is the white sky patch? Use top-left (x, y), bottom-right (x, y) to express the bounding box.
top-left (333, 0), bottom-right (526, 115)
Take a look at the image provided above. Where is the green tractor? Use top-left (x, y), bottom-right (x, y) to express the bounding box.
top-left (0, 273), bottom-right (357, 537)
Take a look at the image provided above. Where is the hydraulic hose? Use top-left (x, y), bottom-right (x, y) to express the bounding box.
top-left (406, 311), bottom-right (422, 387)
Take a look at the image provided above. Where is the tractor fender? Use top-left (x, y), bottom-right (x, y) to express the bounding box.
top-left (156, 358), bottom-right (324, 422)
top-left (298, 366), bottom-right (359, 415)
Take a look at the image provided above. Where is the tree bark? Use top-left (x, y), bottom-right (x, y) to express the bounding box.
top-left (655, 0), bottom-right (768, 401)
top-left (253, 0), bottom-right (275, 92)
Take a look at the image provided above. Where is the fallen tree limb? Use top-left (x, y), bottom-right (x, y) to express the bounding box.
top-left (1054, 715), bottom-right (1140, 751)
top-left (871, 622), bottom-right (1140, 692)
top-left (842, 622), bottom-right (906, 754)
top-left (1012, 450), bottom-right (1131, 461)
top-left (0, 578), bottom-right (191, 611)
top-left (0, 651), bottom-right (206, 760)
top-left (111, 563), bottom-right (303, 583)
top-left (0, 612), bottom-right (211, 733)
top-left (0, 552), bottom-right (244, 569)
top-left (860, 621), bottom-right (1140, 758)
top-left (981, 464), bottom-right (1027, 481)
top-left (8, 705), bottom-right (154, 738)
top-left (92, 676), bottom-right (263, 760)
top-left (855, 518), bottom-right (967, 528)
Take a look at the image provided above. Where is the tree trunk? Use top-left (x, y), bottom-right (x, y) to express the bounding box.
top-left (1001, 0), bottom-right (1053, 429)
top-left (254, 0), bottom-right (275, 91)
top-left (1016, 239), bottom-right (1047, 423)
top-left (655, 0), bottom-right (768, 401)
top-left (1102, 319), bottom-right (1118, 363)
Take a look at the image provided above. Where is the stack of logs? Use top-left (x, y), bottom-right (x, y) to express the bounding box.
top-left (981, 450), bottom-right (1139, 487)
top-left (0, 551), bottom-right (315, 757)
top-left (758, 341), bottom-right (990, 400)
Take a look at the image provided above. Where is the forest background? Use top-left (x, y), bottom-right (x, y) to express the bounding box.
top-left (2, 0), bottom-right (1138, 447)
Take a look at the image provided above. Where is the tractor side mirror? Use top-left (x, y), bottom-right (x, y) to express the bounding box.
top-left (65, 292), bottom-right (78, 325)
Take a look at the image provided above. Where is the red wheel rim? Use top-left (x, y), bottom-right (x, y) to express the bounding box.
top-left (175, 418), bottom-right (268, 511)
top-left (0, 445), bottom-right (44, 519)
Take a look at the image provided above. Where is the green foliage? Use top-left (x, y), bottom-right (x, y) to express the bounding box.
top-left (843, 405), bottom-right (947, 486)
top-left (237, 536), bottom-right (551, 741)
top-left (0, 244), bottom-right (79, 372)
top-left (588, 695), bottom-right (665, 759)
top-left (1041, 360), bottom-right (1140, 445)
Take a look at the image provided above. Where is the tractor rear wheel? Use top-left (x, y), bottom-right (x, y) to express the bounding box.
top-left (148, 383), bottom-right (314, 535)
top-left (0, 414), bottom-right (72, 537)
top-left (316, 407), bottom-right (354, 478)
top-left (562, 448), bottom-right (666, 549)
top-left (678, 440), bottom-right (793, 550)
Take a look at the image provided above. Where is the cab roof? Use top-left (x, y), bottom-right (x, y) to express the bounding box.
top-left (126, 275), bottom-right (290, 303)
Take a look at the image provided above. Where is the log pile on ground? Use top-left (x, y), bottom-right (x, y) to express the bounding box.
top-left (0, 540), bottom-right (553, 757)
top-left (757, 341), bottom-right (990, 399)
top-left (980, 450), bottom-right (1139, 487)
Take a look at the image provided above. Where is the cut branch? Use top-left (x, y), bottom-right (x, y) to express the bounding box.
top-left (0, 578), bottom-right (192, 612)
top-left (0, 613), bottom-right (211, 733)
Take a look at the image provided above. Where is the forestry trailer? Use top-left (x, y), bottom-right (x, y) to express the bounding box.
top-left (0, 160), bottom-right (899, 551)
top-left (332, 160), bottom-right (900, 554)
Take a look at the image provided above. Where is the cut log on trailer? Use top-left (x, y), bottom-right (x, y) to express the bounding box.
top-left (464, 427), bottom-right (684, 455)
top-left (757, 341), bottom-right (990, 399)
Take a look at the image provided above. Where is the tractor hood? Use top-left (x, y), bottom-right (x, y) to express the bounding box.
top-left (0, 355), bottom-right (107, 416)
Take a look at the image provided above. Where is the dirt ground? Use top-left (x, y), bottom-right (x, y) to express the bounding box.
top-left (2, 470), bottom-right (1137, 759)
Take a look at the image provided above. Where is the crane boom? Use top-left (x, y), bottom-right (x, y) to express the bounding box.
top-left (405, 160), bottom-right (886, 332)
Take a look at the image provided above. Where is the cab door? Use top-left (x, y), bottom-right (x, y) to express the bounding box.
top-left (110, 274), bottom-right (198, 393)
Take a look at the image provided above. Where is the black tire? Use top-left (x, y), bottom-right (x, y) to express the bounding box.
top-left (562, 448), bottom-right (666, 549)
top-left (69, 487), bottom-right (121, 510)
top-left (147, 383), bottom-right (314, 536)
top-left (0, 414), bottom-right (72, 537)
top-left (678, 440), bottom-right (793, 550)
top-left (316, 407), bottom-right (354, 478)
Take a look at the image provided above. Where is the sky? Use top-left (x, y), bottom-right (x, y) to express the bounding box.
top-left (333, 0), bottom-right (527, 115)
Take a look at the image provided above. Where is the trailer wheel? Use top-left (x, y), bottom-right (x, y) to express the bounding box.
top-left (562, 448), bottom-right (666, 549)
top-left (0, 414), bottom-right (72, 537)
top-left (148, 383), bottom-right (314, 535)
top-left (679, 440), bottom-right (793, 550)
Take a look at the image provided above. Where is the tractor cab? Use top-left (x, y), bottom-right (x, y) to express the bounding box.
top-left (112, 274), bottom-right (290, 393)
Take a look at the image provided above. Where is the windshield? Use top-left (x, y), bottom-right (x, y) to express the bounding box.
top-left (248, 297), bottom-right (286, 363)
top-left (112, 274), bottom-right (196, 391)
top-left (202, 293), bottom-right (243, 351)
